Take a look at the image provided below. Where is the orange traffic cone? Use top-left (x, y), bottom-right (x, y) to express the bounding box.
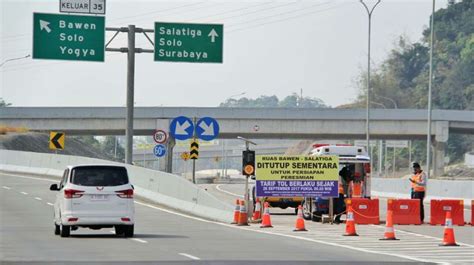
top-left (260, 202), bottom-right (273, 228)
top-left (231, 199), bottom-right (240, 224)
top-left (380, 210), bottom-right (398, 240)
top-left (237, 200), bottom-right (249, 226)
top-left (440, 211), bottom-right (459, 246)
top-left (252, 198), bottom-right (262, 221)
top-left (343, 206), bottom-right (358, 236)
top-left (293, 205), bottom-right (307, 232)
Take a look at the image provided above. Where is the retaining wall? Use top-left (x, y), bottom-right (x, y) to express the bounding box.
top-left (0, 150), bottom-right (233, 222)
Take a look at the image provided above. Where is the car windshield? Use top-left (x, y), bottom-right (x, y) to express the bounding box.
top-left (71, 166), bottom-right (129, 186)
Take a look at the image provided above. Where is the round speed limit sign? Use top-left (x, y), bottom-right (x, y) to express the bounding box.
top-left (153, 130), bottom-right (168, 144)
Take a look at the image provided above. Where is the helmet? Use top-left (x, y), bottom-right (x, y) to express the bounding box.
top-left (412, 162), bottom-right (421, 168)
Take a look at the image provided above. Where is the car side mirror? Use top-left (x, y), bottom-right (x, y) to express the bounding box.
top-left (50, 184), bottom-right (59, 191)
top-left (131, 185), bottom-right (134, 190)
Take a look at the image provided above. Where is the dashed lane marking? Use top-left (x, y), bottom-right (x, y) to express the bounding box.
top-left (178, 253), bottom-right (201, 260)
top-left (131, 238), bottom-right (148, 244)
top-left (2, 186), bottom-right (11, 190)
top-left (215, 184), bottom-right (244, 198)
top-left (47, 202), bottom-right (54, 206)
top-left (20, 191), bottom-right (28, 195)
top-left (35, 197), bottom-right (42, 201)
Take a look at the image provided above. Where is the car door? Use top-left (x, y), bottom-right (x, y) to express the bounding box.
top-left (55, 169), bottom-right (69, 223)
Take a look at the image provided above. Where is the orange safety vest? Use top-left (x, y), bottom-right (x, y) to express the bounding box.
top-left (350, 181), bottom-right (363, 198)
top-left (412, 172), bottom-right (426, 192)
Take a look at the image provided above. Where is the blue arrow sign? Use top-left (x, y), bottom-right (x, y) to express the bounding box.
top-left (169, 116), bottom-right (194, 140)
top-left (196, 117), bottom-right (220, 141)
top-left (153, 144), bottom-right (167, 157)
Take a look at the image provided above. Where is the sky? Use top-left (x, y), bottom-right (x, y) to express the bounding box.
top-left (1, 0), bottom-right (449, 108)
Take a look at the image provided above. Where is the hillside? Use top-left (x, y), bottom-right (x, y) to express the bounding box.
top-left (0, 132), bottom-right (117, 161)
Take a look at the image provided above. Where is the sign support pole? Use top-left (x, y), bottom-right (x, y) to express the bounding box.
top-left (192, 117), bottom-right (197, 184)
top-left (125, 24), bottom-right (136, 165)
top-left (105, 25), bottom-right (154, 165)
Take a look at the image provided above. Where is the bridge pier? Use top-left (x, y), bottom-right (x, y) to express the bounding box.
top-left (432, 121), bottom-right (449, 177)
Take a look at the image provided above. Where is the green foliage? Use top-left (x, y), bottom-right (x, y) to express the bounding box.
top-left (0, 98), bottom-right (11, 107)
top-left (219, 93), bottom-right (328, 108)
top-left (355, 0), bottom-right (474, 163)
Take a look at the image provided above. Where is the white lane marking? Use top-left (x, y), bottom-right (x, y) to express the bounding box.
top-left (179, 253), bottom-right (201, 260)
top-left (0, 172), bottom-right (58, 182)
top-left (215, 184), bottom-right (244, 198)
top-left (131, 238), bottom-right (148, 244)
top-left (135, 201), bottom-right (428, 263)
top-left (47, 202), bottom-right (54, 206)
top-left (20, 191), bottom-right (28, 195)
top-left (2, 186), bottom-right (11, 190)
top-left (35, 197), bottom-right (42, 201)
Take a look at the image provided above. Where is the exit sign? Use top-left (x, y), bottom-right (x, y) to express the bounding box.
top-left (32, 13), bottom-right (105, 62)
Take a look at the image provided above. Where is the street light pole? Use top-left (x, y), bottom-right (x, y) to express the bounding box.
top-left (360, 0), bottom-right (381, 175)
top-left (426, 0), bottom-right (435, 178)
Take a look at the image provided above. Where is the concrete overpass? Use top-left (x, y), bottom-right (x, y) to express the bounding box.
top-left (2, 107), bottom-right (473, 176)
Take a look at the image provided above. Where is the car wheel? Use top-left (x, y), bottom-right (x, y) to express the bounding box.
top-left (54, 224), bottom-right (60, 235)
top-left (302, 200), bottom-right (312, 220)
top-left (124, 225), bottom-right (134, 237)
top-left (60, 225), bottom-right (70, 237)
top-left (115, 225), bottom-right (125, 236)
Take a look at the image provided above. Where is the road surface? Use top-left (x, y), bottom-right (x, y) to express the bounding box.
top-left (0, 173), bottom-right (471, 264)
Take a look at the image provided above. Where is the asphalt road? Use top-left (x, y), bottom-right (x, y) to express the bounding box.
top-left (201, 183), bottom-right (474, 264)
top-left (0, 172), bottom-right (430, 265)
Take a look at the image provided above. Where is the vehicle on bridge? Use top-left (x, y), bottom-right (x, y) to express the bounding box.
top-left (49, 165), bottom-right (135, 237)
top-left (302, 145), bottom-right (371, 222)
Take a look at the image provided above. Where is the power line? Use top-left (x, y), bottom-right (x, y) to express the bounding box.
top-left (225, 1), bottom-right (331, 29)
top-left (227, 3), bottom-right (347, 34)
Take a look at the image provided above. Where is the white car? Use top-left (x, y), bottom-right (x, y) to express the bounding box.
top-left (50, 165), bottom-right (135, 237)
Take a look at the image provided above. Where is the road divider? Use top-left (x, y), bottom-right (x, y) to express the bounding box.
top-left (388, 199), bottom-right (422, 225)
top-left (346, 198), bottom-right (380, 225)
top-left (430, 199), bottom-right (465, 226)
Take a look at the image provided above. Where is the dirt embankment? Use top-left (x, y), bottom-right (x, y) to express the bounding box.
top-left (0, 132), bottom-right (115, 161)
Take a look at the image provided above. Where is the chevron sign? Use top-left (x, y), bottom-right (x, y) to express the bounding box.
top-left (190, 140), bottom-right (199, 160)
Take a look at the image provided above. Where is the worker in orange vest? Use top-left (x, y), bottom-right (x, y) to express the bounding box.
top-left (409, 162), bottom-right (427, 222)
top-left (334, 167), bottom-right (349, 224)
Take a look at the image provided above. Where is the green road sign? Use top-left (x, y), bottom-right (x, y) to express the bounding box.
top-left (33, 13), bottom-right (105, 62)
top-left (154, 22), bottom-right (223, 63)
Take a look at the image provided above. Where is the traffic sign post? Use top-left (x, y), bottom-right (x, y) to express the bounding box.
top-left (169, 116), bottom-right (194, 141)
top-left (60, 0), bottom-right (106, 15)
top-left (33, 13), bottom-right (105, 61)
top-left (154, 22), bottom-right (223, 63)
top-left (153, 129), bottom-right (168, 144)
top-left (153, 144), bottom-right (167, 158)
top-left (49, 131), bottom-right (65, 150)
top-left (196, 117), bottom-right (220, 141)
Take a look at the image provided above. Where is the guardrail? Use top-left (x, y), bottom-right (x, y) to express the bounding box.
top-left (0, 150), bottom-right (233, 222)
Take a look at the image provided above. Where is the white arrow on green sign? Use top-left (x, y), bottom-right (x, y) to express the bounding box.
top-left (154, 22), bottom-right (223, 63)
top-left (33, 13), bottom-right (105, 62)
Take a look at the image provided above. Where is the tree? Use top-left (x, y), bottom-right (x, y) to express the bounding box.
top-left (0, 98), bottom-right (11, 107)
top-left (219, 93), bottom-right (328, 108)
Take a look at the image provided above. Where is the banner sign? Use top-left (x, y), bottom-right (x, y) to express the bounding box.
top-left (255, 155), bottom-right (339, 198)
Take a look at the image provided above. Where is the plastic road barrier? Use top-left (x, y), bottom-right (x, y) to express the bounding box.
top-left (387, 199), bottom-right (421, 225)
top-left (430, 199), bottom-right (464, 226)
top-left (346, 198), bottom-right (380, 225)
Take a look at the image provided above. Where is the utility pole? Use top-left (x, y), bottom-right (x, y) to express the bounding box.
top-left (105, 25), bottom-right (154, 164)
top-left (426, 0), bottom-right (436, 178)
top-left (360, 0), bottom-right (381, 176)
